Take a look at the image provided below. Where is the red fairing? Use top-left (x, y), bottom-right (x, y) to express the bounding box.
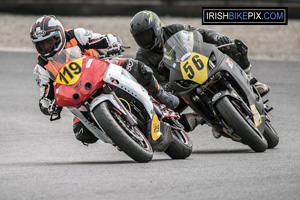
top-left (54, 56), bottom-right (110, 107)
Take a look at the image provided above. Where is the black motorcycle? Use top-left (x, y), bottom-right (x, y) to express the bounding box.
top-left (162, 30), bottom-right (279, 152)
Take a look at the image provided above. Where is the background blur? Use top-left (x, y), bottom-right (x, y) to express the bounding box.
top-left (0, 0), bottom-right (299, 60)
top-left (0, 2), bottom-right (299, 200)
top-left (1, 0), bottom-right (300, 18)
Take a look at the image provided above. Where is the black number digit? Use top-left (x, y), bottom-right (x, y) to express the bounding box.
top-left (57, 61), bottom-right (82, 84)
top-left (183, 62), bottom-right (194, 79)
top-left (68, 62), bottom-right (81, 74)
top-left (63, 66), bottom-right (74, 79)
top-left (59, 72), bottom-right (69, 84)
top-left (192, 55), bottom-right (204, 70)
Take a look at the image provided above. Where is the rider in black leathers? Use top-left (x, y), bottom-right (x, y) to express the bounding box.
top-left (129, 10), bottom-right (270, 132)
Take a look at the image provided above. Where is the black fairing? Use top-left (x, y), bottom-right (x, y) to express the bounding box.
top-left (163, 30), bottom-right (266, 134)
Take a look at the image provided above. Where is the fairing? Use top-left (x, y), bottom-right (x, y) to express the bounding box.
top-left (46, 46), bottom-right (109, 107)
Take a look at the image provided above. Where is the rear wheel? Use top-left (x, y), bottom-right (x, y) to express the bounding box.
top-left (263, 120), bottom-right (279, 148)
top-left (93, 101), bottom-right (153, 163)
top-left (215, 97), bottom-right (268, 152)
top-left (164, 129), bottom-right (193, 159)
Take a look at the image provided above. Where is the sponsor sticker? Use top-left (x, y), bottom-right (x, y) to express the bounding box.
top-left (34, 30), bottom-right (46, 38)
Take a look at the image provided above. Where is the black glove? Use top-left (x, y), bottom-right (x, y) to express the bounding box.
top-left (214, 34), bottom-right (232, 46)
top-left (107, 42), bottom-right (124, 56)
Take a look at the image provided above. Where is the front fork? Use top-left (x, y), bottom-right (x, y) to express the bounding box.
top-left (68, 89), bottom-right (139, 144)
top-left (68, 106), bottom-right (113, 144)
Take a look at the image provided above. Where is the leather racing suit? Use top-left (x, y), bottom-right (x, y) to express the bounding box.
top-left (33, 28), bottom-right (174, 144)
top-left (34, 28), bottom-right (125, 144)
top-left (135, 24), bottom-right (250, 85)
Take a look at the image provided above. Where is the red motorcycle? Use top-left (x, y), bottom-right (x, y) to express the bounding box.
top-left (45, 46), bottom-right (192, 163)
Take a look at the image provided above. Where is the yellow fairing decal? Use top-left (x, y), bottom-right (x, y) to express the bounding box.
top-left (151, 114), bottom-right (161, 141)
top-left (56, 57), bottom-right (83, 85)
top-left (250, 104), bottom-right (262, 127)
top-left (180, 52), bottom-right (209, 84)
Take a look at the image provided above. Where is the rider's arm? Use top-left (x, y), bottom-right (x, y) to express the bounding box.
top-left (164, 24), bottom-right (230, 46)
top-left (33, 60), bottom-right (55, 115)
top-left (135, 48), bottom-right (169, 82)
top-left (199, 29), bottom-right (249, 68)
top-left (73, 28), bottom-right (121, 49)
top-left (163, 24), bottom-right (197, 36)
top-left (198, 29), bottom-right (232, 45)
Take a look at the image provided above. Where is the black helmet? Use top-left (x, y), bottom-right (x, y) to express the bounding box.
top-left (30, 15), bottom-right (66, 60)
top-left (130, 11), bottom-right (163, 50)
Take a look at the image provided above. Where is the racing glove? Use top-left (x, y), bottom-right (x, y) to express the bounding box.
top-left (39, 97), bottom-right (62, 116)
top-left (107, 42), bottom-right (124, 56)
top-left (214, 34), bottom-right (232, 46)
top-left (48, 100), bottom-right (62, 115)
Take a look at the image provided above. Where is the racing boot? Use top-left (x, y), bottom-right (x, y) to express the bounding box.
top-left (179, 112), bottom-right (204, 132)
top-left (145, 79), bottom-right (179, 110)
top-left (244, 65), bottom-right (270, 97)
top-left (73, 116), bottom-right (98, 145)
top-left (212, 128), bottom-right (222, 139)
top-left (155, 88), bottom-right (180, 110)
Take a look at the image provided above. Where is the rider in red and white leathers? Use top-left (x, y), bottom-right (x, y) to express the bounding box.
top-left (31, 15), bottom-right (179, 144)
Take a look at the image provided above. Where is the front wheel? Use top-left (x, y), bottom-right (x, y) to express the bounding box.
top-left (93, 101), bottom-right (153, 163)
top-left (263, 120), bottom-right (279, 148)
top-left (164, 129), bottom-right (193, 159)
top-left (215, 97), bottom-right (268, 152)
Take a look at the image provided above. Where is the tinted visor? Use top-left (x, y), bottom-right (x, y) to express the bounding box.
top-left (133, 28), bottom-right (156, 50)
top-left (35, 36), bottom-right (57, 54)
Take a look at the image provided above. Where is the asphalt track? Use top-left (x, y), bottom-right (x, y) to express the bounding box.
top-left (0, 51), bottom-right (300, 200)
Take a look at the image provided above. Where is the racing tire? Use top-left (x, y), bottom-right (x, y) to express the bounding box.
top-left (263, 121), bottom-right (279, 148)
top-left (215, 97), bottom-right (268, 152)
top-left (93, 101), bottom-right (153, 163)
top-left (164, 129), bottom-right (193, 159)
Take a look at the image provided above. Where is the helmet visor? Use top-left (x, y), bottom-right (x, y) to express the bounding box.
top-left (133, 28), bottom-right (156, 50)
top-left (35, 36), bottom-right (57, 54)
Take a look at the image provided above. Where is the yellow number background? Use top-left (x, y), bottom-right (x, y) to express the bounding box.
top-left (180, 52), bottom-right (209, 84)
top-left (55, 57), bottom-right (83, 85)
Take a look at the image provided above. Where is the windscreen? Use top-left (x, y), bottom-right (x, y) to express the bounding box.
top-left (46, 46), bottom-right (82, 80)
top-left (163, 30), bottom-right (194, 67)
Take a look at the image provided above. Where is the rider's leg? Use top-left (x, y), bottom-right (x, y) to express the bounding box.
top-left (179, 112), bottom-right (204, 132)
top-left (119, 59), bottom-right (179, 110)
top-left (119, 58), bottom-right (204, 132)
top-left (73, 111), bottom-right (98, 145)
top-left (234, 39), bottom-right (270, 96)
top-left (243, 64), bottom-right (270, 96)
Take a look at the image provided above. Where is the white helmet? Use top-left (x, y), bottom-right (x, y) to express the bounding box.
top-left (30, 15), bottom-right (66, 60)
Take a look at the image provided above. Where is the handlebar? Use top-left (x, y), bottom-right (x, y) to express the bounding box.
top-left (216, 42), bottom-right (235, 49)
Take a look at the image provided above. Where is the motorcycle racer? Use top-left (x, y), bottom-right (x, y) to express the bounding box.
top-left (30, 15), bottom-right (179, 145)
top-left (129, 10), bottom-right (271, 132)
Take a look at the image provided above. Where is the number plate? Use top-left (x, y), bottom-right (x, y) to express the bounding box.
top-left (55, 57), bottom-right (83, 85)
top-left (180, 52), bottom-right (209, 84)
